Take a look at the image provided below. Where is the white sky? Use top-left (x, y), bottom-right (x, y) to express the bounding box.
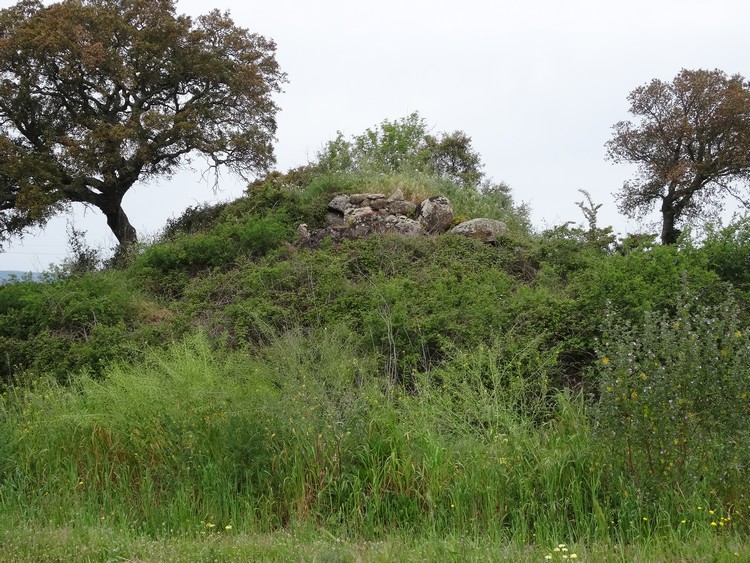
top-left (2, 0), bottom-right (750, 271)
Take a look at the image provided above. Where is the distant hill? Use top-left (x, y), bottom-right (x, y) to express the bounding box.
top-left (0, 270), bottom-right (42, 283)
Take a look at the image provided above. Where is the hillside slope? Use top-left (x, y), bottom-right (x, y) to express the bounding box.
top-left (2, 169), bottom-right (750, 552)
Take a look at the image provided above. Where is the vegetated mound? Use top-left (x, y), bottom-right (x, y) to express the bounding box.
top-left (4, 168), bottom-right (750, 548)
top-left (2, 166), bottom-right (747, 392)
top-left (0, 171), bottom-right (526, 386)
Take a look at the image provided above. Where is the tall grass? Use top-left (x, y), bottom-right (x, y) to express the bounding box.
top-left (0, 327), bottom-right (747, 550)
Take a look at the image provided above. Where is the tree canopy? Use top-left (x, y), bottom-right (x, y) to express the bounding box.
top-left (0, 0), bottom-right (285, 248)
top-left (607, 68), bottom-right (750, 244)
top-left (316, 112), bottom-right (485, 187)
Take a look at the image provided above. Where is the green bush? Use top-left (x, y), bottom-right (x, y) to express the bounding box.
top-left (161, 201), bottom-right (229, 239)
top-left (700, 217), bottom-right (750, 293)
top-left (552, 241), bottom-right (732, 390)
top-left (3, 325), bottom-right (750, 542)
top-left (137, 211), bottom-right (293, 276)
top-left (595, 288), bottom-right (750, 505)
top-left (0, 271), bottom-right (174, 385)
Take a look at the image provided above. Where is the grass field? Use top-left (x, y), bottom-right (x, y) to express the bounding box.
top-left (1, 522), bottom-right (749, 562)
top-left (2, 331), bottom-right (749, 561)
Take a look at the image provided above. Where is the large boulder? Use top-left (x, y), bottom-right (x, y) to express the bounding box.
top-left (450, 218), bottom-right (508, 243)
top-left (383, 215), bottom-right (423, 237)
top-left (386, 199), bottom-right (417, 216)
top-left (327, 194), bottom-right (351, 214)
top-left (417, 195), bottom-right (453, 234)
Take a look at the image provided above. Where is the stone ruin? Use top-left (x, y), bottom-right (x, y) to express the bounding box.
top-left (295, 189), bottom-right (508, 247)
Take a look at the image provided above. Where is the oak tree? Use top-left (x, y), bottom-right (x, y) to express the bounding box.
top-left (0, 0), bottom-right (285, 248)
top-left (606, 69), bottom-right (750, 244)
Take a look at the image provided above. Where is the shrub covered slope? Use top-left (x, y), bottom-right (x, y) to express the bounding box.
top-left (2, 116), bottom-right (750, 559)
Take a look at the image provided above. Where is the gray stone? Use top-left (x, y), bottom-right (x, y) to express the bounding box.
top-left (388, 188), bottom-right (405, 202)
top-left (417, 195), bottom-right (454, 234)
top-left (328, 194), bottom-right (350, 214)
top-left (298, 192), bottom-right (457, 248)
top-left (450, 218), bottom-right (508, 242)
top-left (325, 211), bottom-right (345, 226)
top-left (369, 198), bottom-right (389, 210)
top-left (296, 223), bottom-right (310, 240)
top-left (384, 215), bottom-right (423, 237)
top-left (386, 200), bottom-right (416, 216)
top-left (349, 194), bottom-right (368, 205)
top-left (346, 206), bottom-right (377, 221)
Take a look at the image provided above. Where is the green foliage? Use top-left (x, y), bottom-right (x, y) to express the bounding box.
top-left (163, 179), bottom-right (317, 242)
top-left (523, 227), bottom-right (738, 391)
top-left (4, 181), bottom-right (747, 400)
top-left (4, 327), bottom-right (747, 548)
top-left (424, 130), bottom-right (484, 186)
top-left (235, 113), bottom-right (530, 238)
top-left (137, 210), bottom-right (293, 279)
top-left (0, 526), bottom-right (747, 563)
top-left (61, 223), bottom-right (103, 275)
top-left (316, 112), bottom-right (485, 187)
top-left (161, 201), bottom-right (230, 239)
top-left (579, 243), bottom-right (725, 314)
top-left (0, 271), bottom-right (175, 385)
top-left (177, 234), bottom-right (567, 383)
top-left (4, 146), bottom-right (750, 554)
top-left (700, 216), bottom-right (750, 293)
top-left (0, 330), bottom-right (589, 539)
top-left (444, 179), bottom-right (531, 234)
top-left (415, 334), bottom-right (557, 434)
top-left (573, 189), bottom-right (617, 250)
top-left (317, 112), bottom-right (430, 175)
top-left (595, 288), bottom-right (750, 504)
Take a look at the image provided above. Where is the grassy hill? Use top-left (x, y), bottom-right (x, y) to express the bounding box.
top-left (1, 164), bottom-right (750, 559)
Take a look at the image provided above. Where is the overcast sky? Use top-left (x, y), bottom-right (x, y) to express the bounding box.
top-left (3, 0), bottom-right (750, 271)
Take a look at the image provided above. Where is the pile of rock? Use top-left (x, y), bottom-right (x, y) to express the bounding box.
top-left (296, 190), bottom-right (507, 247)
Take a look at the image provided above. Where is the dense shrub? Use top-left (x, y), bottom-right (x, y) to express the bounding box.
top-left (177, 234), bottom-right (569, 381)
top-left (161, 201), bottom-right (229, 239)
top-left (595, 288), bottom-right (750, 505)
top-left (552, 241), bottom-right (732, 389)
top-left (0, 271), bottom-right (175, 384)
top-left (136, 210), bottom-right (293, 283)
top-left (700, 217), bottom-right (750, 293)
top-left (0, 331), bottom-right (606, 540)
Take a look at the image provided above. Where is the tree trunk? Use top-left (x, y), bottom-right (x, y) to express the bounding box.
top-left (102, 201), bottom-right (138, 248)
top-left (660, 201), bottom-right (680, 245)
